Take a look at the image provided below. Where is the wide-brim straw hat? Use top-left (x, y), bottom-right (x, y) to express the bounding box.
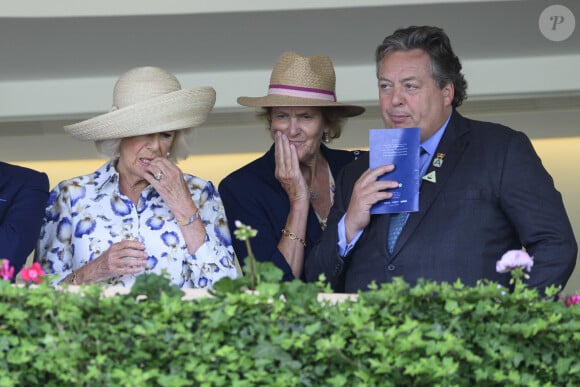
top-left (64, 66), bottom-right (216, 141)
top-left (237, 51), bottom-right (365, 117)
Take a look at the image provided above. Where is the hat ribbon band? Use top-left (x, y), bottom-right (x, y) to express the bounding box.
top-left (268, 84), bottom-right (336, 102)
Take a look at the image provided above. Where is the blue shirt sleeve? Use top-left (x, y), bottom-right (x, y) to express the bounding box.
top-left (337, 215), bottom-right (364, 257)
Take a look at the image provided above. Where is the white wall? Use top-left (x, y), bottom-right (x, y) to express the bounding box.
top-left (3, 55), bottom-right (580, 121)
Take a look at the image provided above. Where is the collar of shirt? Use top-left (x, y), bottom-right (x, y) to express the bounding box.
top-left (94, 160), bottom-right (158, 209)
top-left (94, 160), bottom-right (120, 192)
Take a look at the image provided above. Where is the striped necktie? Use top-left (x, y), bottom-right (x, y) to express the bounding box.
top-left (386, 147), bottom-right (429, 253)
top-left (387, 211), bottom-right (408, 253)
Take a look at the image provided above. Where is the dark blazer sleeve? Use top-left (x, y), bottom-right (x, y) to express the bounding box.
top-left (499, 131), bottom-right (577, 290)
top-left (304, 156), bottom-right (368, 290)
top-left (0, 164), bottom-right (49, 275)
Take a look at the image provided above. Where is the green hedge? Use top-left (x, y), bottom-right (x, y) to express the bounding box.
top-left (1, 268), bottom-right (579, 386)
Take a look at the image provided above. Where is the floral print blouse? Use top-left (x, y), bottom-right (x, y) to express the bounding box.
top-left (37, 161), bottom-right (239, 288)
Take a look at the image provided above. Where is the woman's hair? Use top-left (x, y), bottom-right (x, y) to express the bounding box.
top-left (258, 106), bottom-right (347, 142)
top-left (375, 25), bottom-right (467, 108)
top-left (94, 129), bottom-right (192, 161)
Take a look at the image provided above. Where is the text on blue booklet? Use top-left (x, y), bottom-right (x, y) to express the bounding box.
top-left (369, 128), bottom-right (421, 214)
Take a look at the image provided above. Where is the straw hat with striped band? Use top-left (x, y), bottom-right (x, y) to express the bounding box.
top-left (64, 66), bottom-right (216, 141)
top-left (237, 51), bottom-right (365, 117)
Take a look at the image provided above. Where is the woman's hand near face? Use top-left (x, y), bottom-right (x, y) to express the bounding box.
top-left (273, 131), bottom-right (310, 279)
top-left (274, 132), bottom-right (309, 204)
top-left (144, 155), bottom-right (206, 254)
top-left (81, 240), bottom-right (148, 283)
top-left (144, 156), bottom-right (197, 215)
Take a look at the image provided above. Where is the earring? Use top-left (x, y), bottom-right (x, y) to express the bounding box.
top-left (166, 152), bottom-right (171, 157)
top-left (322, 132), bottom-right (330, 143)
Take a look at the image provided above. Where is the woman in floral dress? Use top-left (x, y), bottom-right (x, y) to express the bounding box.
top-left (36, 66), bottom-right (240, 288)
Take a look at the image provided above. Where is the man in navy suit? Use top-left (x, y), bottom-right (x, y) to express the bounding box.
top-left (305, 26), bottom-right (577, 293)
top-left (0, 162), bottom-right (49, 275)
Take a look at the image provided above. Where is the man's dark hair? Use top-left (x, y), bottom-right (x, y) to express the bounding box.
top-left (375, 25), bottom-right (467, 107)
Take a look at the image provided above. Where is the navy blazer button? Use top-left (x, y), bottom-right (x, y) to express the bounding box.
top-left (387, 264), bottom-right (396, 271)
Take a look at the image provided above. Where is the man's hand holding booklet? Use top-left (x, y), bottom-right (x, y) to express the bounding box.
top-left (369, 128), bottom-right (421, 214)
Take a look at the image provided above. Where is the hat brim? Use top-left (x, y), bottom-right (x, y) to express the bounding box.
top-left (237, 94), bottom-right (365, 117)
top-left (64, 87), bottom-right (216, 141)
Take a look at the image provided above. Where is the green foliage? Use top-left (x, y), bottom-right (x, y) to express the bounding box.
top-left (128, 271), bottom-right (184, 301)
top-left (212, 257), bottom-right (284, 295)
top-left (1, 268), bottom-right (580, 386)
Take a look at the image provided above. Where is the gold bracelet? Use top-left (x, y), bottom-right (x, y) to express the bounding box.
top-left (281, 228), bottom-right (306, 247)
top-left (176, 209), bottom-right (199, 226)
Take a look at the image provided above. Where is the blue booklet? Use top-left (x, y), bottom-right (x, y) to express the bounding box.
top-left (369, 128), bottom-right (421, 214)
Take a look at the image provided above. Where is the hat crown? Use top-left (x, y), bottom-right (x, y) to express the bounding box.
top-left (269, 51), bottom-right (336, 92)
top-left (113, 66), bottom-right (182, 109)
top-left (236, 51), bottom-right (364, 118)
top-left (64, 65), bottom-right (217, 145)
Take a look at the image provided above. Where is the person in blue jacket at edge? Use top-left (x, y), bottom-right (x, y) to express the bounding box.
top-left (0, 161), bottom-right (49, 276)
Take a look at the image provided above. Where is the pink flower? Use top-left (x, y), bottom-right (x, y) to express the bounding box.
top-left (496, 250), bottom-right (534, 273)
top-left (0, 259), bottom-right (14, 281)
top-left (20, 262), bottom-right (46, 284)
top-left (565, 294), bottom-right (580, 307)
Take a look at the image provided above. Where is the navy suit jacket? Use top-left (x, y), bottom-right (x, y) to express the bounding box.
top-left (305, 111), bottom-right (577, 293)
top-left (219, 144), bottom-right (364, 281)
top-left (0, 162), bottom-right (49, 275)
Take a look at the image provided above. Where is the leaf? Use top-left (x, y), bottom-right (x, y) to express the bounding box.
top-left (127, 272), bottom-right (184, 301)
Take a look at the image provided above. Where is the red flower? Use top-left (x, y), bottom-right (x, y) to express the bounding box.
top-left (20, 262), bottom-right (45, 284)
top-left (1, 259), bottom-right (14, 281)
